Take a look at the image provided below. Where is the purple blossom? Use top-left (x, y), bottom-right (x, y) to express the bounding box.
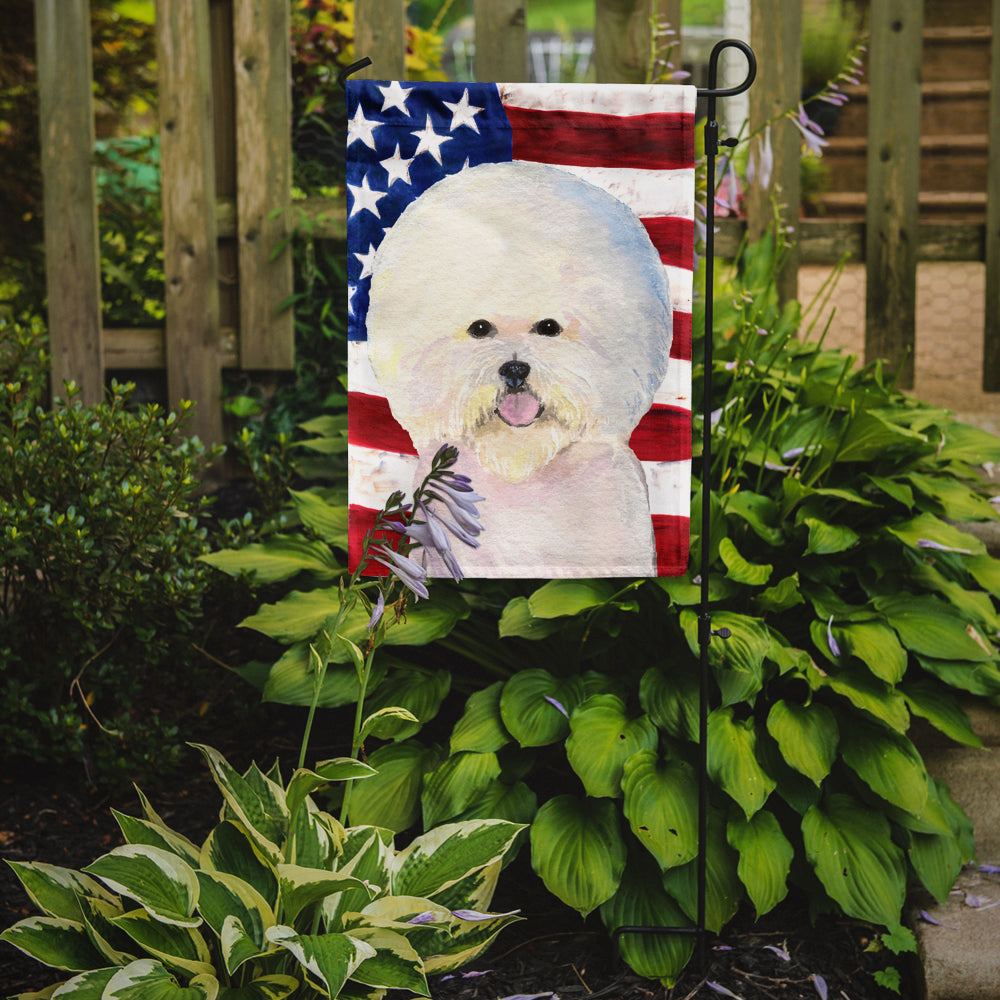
top-left (827, 616), bottom-right (841, 658)
top-left (367, 590), bottom-right (385, 630)
top-left (979, 865), bottom-right (1000, 874)
top-left (451, 908), bottom-right (521, 921)
top-left (544, 695), bottom-right (569, 718)
top-left (791, 104), bottom-right (829, 156)
top-left (763, 944), bottom-right (790, 961)
top-left (706, 983), bottom-right (742, 999)
top-left (917, 538), bottom-right (973, 554)
top-left (812, 974), bottom-right (828, 1000)
top-left (747, 125), bottom-right (773, 190)
top-left (369, 544), bottom-right (429, 600)
top-left (407, 911), bottom-right (438, 925)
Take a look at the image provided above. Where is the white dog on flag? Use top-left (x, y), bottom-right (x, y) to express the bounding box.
top-left (366, 161), bottom-right (672, 576)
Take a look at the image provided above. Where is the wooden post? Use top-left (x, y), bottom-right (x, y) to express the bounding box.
top-left (594, 0), bottom-right (652, 84)
top-left (233, 0), bottom-right (294, 369)
top-left (746, 0), bottom-right (801, 305)
top-left (474, 0), bottom-right (527, 82)
top-left (34, 0), bottom-right (104, 405)
top-left (864, 0), bottom-right (923, 389)
top-left (983, 0), bottom-right (1000, 390)
top-left (353, 0), bottom-right (406, 80)
top-left (157, 0), bottom-right (223, 445)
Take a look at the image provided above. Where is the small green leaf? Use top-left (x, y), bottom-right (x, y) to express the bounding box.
top-left (839, 718), bottom-right (929, 817)
top-left (901, 680), bottom-right (982, 748)
top-left (875, 594), bottom-right (995, 662)
top-left (497, 597), bottom-right (564, 639)
top-left (803, 517), bottom-right (859, 556)
top-left (886, 512), bottom-right (985, 557)
top-left (727, 811), bottom-right (793, 917)
top-left (765, 700), bottom-right (838, 786)
top-left (200, 536), bottom-right (341, 583)
top-left (526, 579), bottom-right (616, 618)
top-left (347, 740), bottom-right (441, 832)
top-left (499, 670), bottom-right (584, 747)
top-left (288, 489), bottom-right (348, 546)
top-left (421, 751), bottom-right (502, 828)
top-left (718, 537), bottom-right (772, 585)
top-left (450, 682), bottom-right (511, 754)
top-left (639, 664), bottom-right (699, 743)
top-left (362, 666), bottom-right (451, 740)
top-left (707, 707), bottom-right (776, 818)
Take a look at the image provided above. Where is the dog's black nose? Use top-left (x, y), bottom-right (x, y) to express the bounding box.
top-left (498, 360), bottom-right (530, 389)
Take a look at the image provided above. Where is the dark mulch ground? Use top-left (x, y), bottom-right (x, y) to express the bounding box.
top-left (1, 743), bottom-right (915, 1000)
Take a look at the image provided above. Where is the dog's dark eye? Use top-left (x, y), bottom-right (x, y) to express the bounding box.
top-left (533, 318), bottom-right (562, 337)
top-left (467, 319), bottom-right (497, 339)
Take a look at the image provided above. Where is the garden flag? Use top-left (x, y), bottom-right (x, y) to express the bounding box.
top-left (346, 81), bottom-right (696, 578)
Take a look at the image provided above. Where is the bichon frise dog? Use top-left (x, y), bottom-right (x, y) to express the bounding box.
top-left (366, 161), bottom-right (672, 577)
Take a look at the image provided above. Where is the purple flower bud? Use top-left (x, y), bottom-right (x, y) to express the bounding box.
top-left (544, 695), bottom-right (569, 718)
top-left (812, 974), bottom-right (828, 1000)
top-left (827, 616), bottom-right (841, 658)
top-left (367, 590), bottom-right (385, 631)
top-left (407, 911), bottom-right (438, 925)
top-left (369, 544), bottom-right (429, 600)
top-left (917, 539), bottom-right (972, 554)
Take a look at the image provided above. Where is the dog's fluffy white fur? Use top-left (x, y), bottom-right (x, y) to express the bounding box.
top-left (367, 161), bottom-right (672, 576)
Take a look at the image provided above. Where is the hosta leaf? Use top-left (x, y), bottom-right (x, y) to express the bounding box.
top-left (839, 719), bottom-right (929, 816)
top-left (727, 811), bottom-right (793, 917)
top-left (450, 682), bottom-right (511, 754)
top-left (910, 562), bottom-right (1000, 633)
top-left (755, 573), bottom-right (805, 614)
top-left (909, 815), bottom-right (966, 906)
top-left (200, 535), bottom-right (341, 584)
top-left (393, 820), bottom-right (524, 900)
top-left (46, 967), bottom-right (118, 998)
top-left (265, 926), bottom-right (375, 997)
top-left (639, 664), bottom-right (699, 743)
top-left (285, 759), bottom-right (376, 822)
top-left (497, 596), bottom-right (564, 639)
top-left (935, 421), bottom-right (1000, 464)
top-left (0, 916), bottom-right (107, 971)
top-left (83, 846), bottom-right (200, 928)
top-left (362, 667), bottom-right (451, 740)
top-left (621, 751), bottom-right (699, 870)
top-left (808, 660), bottom-right (909, 732)
top-left (421, 751), bottom-right (502, 828)
top-left (901, 680), bottom-right (982, 748)
top-left (195, 871), bottom-right (273, 973)
top-left (112, 812), bottom-right (201, 868)
top-left (347, 740), bottom-right (442, 832)
top-left (288, 488), bottom-right (349, 546)
top-left (322, 829), bottom-right (393, 931)
top-left (5, 862), bottom-right (117, 923)
top-left (834, 410), bottom-right (927, 463)
top-left (529, 795), bottom-right (626, 917)
top-left (103, 959), bottom-right (218, 1000)
top-left (832, 621), bottom-right (907, 684)
top-left (215, 975), bottom-right (299, 1000)
top-left (707, 708), bottom-right (776, 818)
top-left (906, 472), bottom-right (998, 522)
top-left (718, 537), bottom-right (772, 586)
top-left (260, 643), bottom-right (388, 709)
top-left (111, 909), bottom-right (214, 978)
top-left (966, 553), bottom-right (1000, 597)
top-left (345, 926), bottom-right (428, 994)
top-left (599, 853), bottom-right (694, 986)
top-left (886, 512), bottom-right (985, 557)
top-left (660, 810), bottom-right (741, 933)
top-left (681, 610), bottom-right (770, 706)
top-left (802, 794), bottom-right (906, 926)
top-left (875, 594), bottom-right (995, 662)
top-left (916, 654), bottom-right (1000, 697)
top-left (453, 779), bottom-right (538, 827)
top-left (526, 579), bottom-right (616, 618)
top-left (422, 907), bottom-right (522, 974)
top-left (360, 706), bottom-right (421, 742)
top-left (499, 670), bottom-right (585, 747)
top-left (200, 822), bottom-right (278, 910)
top-left (724, 490), bottom-right (784, 545)
top-left (276, 865), bottom-right (374, 925)
top-left (803, 517), bottom-right (859, 556)
top-left (566, 695), bottom-right (658, 798)
top-left (765, 700), bottom-right (838, 786)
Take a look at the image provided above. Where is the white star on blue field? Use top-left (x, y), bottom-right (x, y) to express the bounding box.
top-left (346, 82), bottom-right (514, 342)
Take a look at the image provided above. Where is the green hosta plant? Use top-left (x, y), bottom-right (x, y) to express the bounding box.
top-left (1, 743), bottom-right (523, 999)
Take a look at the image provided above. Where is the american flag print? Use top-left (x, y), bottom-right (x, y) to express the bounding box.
top-left (347, 80), bottom-right (695, 578)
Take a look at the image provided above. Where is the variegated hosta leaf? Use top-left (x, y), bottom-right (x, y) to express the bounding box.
top-left (345, 926), bottom-right (429, 995)
top-left (599, 854), bottom-right (694, 987)
top-left (706, 707), bottom-right (776, 818)
top-left (288, 802), bottom-right (343, 870)
top-left (195, 870), bottom-right (274, 973)
top-left (285, 760), bottom-right (375, 824)
top-left (802, 793), bottom-right (906, 926)
top-left (391, 820), bottom-right (524, 901)
top-left (77, 894), bottom-right (136, 966)
top-left (276, 864), bottom-right (375, 925)
top-left (219, 915), bottom-right (270, 980)
top-left (529, 795), bottom-right (626, 917)
top-left (83, 846), bottom-right (200, 928)
top-left (191, 745), bottom-right (287, 863)
top-left (102, 958), bottom-right (218, 999)
top-left (621, 751), bottom-right (699, 871)
top-left (112, 812), bottom-right (201, 870)
top-left (565, 695), bottom-right (658, 798)
top-left (420, 860), bottom-right (501, 917)
top-left (727, 810), bottom-right (793, 918)
top-left (450, 681), bottom-right (511, 754)
top-left (265, 926), bottom-right (376, 998)
top-left (46, 966), bottom-right (118, 997)
top-left (421, 751), bottom-right (502, 829)
top-left (4, 861), bottom-right (118, 922)
top-left (323, 829), bottom-right (393, 931)
top-left (213, 973), bottom-right (300, 999)
top-left (765, 700), bottom-right (838, 786)
top-left (421, 907), bottom-right (522, 975)
top-left (110, 908), bottom-right (214, 978)
top-left (200, 822), bottom-right (278, 910)
top-left (0, 916), bottom-right (107, 971)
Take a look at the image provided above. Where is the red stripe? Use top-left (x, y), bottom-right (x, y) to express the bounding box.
top-left (348, 392), bottom-right (417, 455)
top-left (349, 504), bottom-right (408, 575)
top-left (653, 514), bottom-right (690, 576)
top-left (641, 217), bottom-right (694, 270)
top-left (671, 311), bottom-right (692, 361)
top-left (630, 405), bottom-right (691, 463)
top-left (506, 106), bottom-right (695, 171)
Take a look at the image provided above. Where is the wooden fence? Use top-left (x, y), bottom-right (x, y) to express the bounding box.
top-left (33, 0), bottom-right (1000, 445)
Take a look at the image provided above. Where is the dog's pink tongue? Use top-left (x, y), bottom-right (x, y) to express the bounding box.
top-left (498, 392), bottom-right (540, 427)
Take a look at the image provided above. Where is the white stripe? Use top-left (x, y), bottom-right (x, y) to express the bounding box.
top-left (520, 164), bottom-right (695, 220)
top-left (348, 443), bottom-right (418, 510)
top-left (348, 340), bottom-right (381, 395)
top-left (665, 267), bottom-right (693, 314)
top-left (643, 459), bottom-right (692, 518)
top-left (499, 82), bottom-right (697, 117)
top-left (654, 358), bottom-right (692, 409)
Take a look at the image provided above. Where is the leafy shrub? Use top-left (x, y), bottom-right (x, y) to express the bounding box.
top-left (0, 317), bottom-right (220, 783)
top-left (210, 233), bottom-right (1000, 984)
top-left (1, 743), bottom-right (523, 998)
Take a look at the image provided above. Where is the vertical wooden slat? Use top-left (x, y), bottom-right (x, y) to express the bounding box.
top-left (157, 0), bottom-right (223, 444)
top-left (983, 0), bottom-right (1000, 390)
top-left (594, 0), bottom-right (652, 84)
top-left (233, 0), bottom-right (294, 369)
top-left (864, 0), bottom-right (923, 389)
top-left (34, 0), bottom-right (103, 404)
top-left (747, 0), bottom-right (801, 304)
top-left (474, 0), bottom-right (527, 82)
top-left (354, 0), bottom-right (406, 80)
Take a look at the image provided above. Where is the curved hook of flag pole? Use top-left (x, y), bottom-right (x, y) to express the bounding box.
top-left (338, 57), bottom-right (373, 90)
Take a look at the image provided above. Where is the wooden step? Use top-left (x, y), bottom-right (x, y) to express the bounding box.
top-left (822, 134), bottom-right (989, 193)
top-left (831, 80), bottom-right (991, 137)
top-left (813, 190), bottom-right (987, 222)
top-left (922, 25), bottom-right (993, 83)
top-left (922, 0), bottom-right (992, 28)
